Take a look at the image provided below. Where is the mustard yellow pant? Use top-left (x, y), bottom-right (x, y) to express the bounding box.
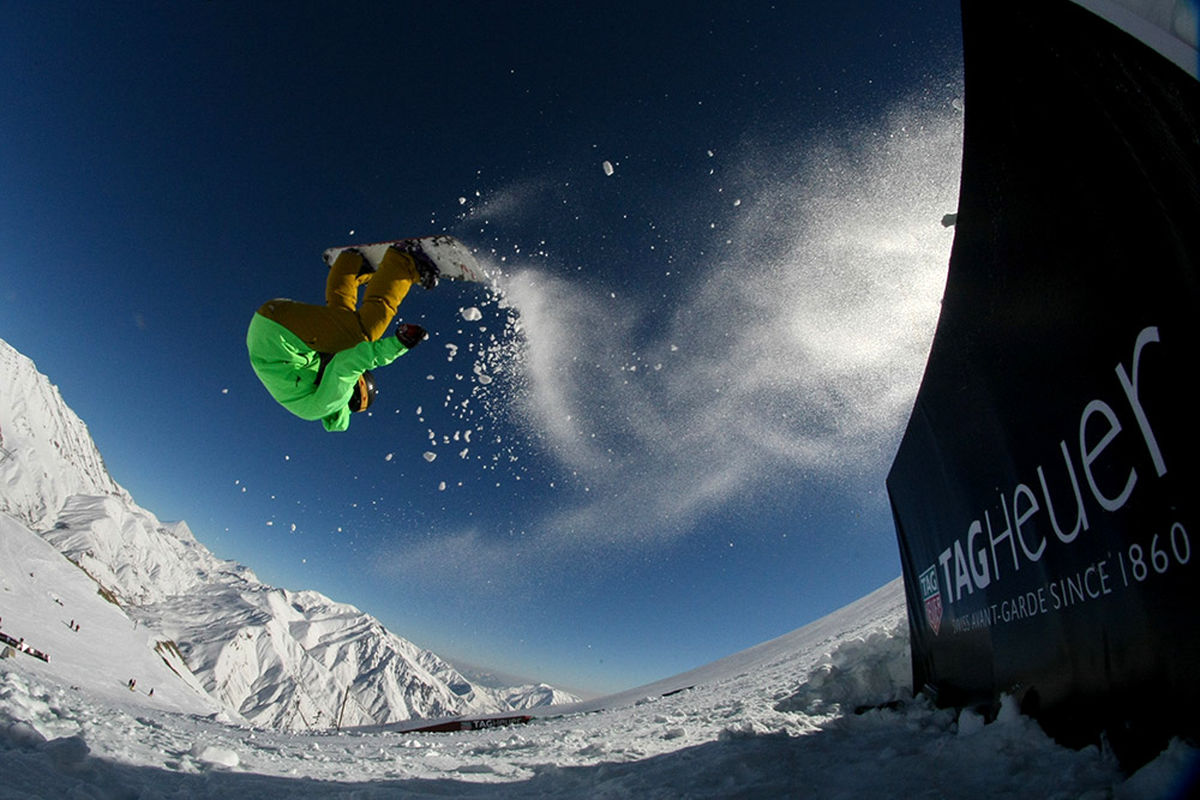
top-left (258, 248), bottom-right (420, 352)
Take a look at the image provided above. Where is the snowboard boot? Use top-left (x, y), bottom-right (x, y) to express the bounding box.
top-left (347, 247), bottom-right (376, 278)
top-left (389, 241), bottom-right (440, 290)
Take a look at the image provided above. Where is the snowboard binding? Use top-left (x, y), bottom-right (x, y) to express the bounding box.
top-left (389, 241), bottom-right (440, 290)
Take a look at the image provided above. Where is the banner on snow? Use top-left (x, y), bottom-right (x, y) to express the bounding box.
top-left (886, 0), bottom-right (1200, 753)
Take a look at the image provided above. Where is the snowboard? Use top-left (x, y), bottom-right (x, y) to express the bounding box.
top-left (322, 235), bottom-right (489, 284)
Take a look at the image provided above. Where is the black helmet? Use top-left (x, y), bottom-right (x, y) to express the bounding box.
top-left (349, 370), bottom-right (377, 413)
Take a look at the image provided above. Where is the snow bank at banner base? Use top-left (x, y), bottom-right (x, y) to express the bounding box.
top-left (773, 624), bottom-right (912, 716)
top-left (3, 585), bottom-right (1199, 798)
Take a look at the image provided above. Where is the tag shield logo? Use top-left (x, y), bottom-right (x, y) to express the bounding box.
top-left (919, 565), bottom-right (943, 635)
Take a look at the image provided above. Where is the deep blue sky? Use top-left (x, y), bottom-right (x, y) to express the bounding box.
top-left (1, 2), bottom-right (963, 695)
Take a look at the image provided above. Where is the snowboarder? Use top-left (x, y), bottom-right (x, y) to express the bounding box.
top-left (246, 243), bottom-right (438, 432)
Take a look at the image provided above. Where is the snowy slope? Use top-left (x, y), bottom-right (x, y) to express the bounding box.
top-left (0, 512), bottom-right (221, 717)
top-left (0, 337), bottom-right (576, 734)
top-left (549, 578), bottom-right (909, 718)
top-left (4, 561), bottom-right (1193, 797)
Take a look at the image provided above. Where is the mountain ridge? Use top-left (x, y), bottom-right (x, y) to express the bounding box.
top-left (0, 336), bottom-right (577, 730)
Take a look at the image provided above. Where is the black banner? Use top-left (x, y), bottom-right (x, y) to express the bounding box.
top-left (887, 0), bottom-right (1200, 759)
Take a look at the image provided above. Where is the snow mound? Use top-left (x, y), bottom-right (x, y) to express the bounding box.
top-left (0, 671), bottom-right (82, 742)
top-left (774, 617), bottom-right (911, 715)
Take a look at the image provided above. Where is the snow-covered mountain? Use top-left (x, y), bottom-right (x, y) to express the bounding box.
top-left (0, 341), bottom-right (126, 530)
top-left (0, 337), bottom-right (576, 731)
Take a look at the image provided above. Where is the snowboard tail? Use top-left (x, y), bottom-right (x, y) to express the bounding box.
top-left (322, 235), bottom-right (489, 284)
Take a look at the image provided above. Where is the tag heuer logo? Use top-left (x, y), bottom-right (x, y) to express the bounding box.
top-left (919, 565), bottom-right (942, 635)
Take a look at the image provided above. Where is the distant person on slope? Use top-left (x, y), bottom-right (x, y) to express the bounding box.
top-left (246, 243), bottom-right (438, 432)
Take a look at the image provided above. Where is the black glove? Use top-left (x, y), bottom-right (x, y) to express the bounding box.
top-left (395, 323), bottom-right (428, 349)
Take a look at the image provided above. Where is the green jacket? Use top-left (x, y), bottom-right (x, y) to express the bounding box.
top-left (246, 313), bottom-right (408, 432)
